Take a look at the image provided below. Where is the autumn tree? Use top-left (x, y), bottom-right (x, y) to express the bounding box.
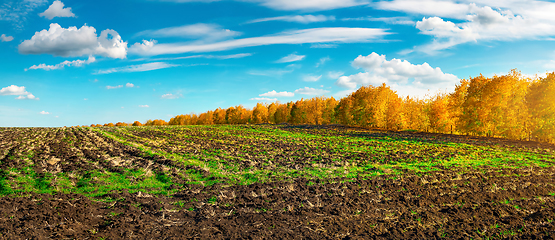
top-left (132, 121), bottom-right (143, 126)
top-left (213, 108), bottom-right (227, 124)
top-left (252, 103), bottom-right (269, 124)
top-left (527, 72), bottom-right (555, 142)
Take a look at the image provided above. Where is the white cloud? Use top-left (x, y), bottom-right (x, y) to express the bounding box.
top-left (328, 71), bottom-right (344, 79)
top-left (259, 90), bottom-right (294, 97)
top-left (1, 34), bottom-right (13, 42)
top-left (0, 85), bottom-right (28, 96)
top-left (336, 52), bottom-right (459, 98)
top-left (84, 98), bottom-right (88, 100)
top-left (135, 23), bottom-right (240, 42)
top-left (26, 56), bottom-right (96, 71)
top-left (250, 97), bottom-right (278, 101)
top-left (315, 56), bottom-right (330, 67)
top-left (139, 105), bottom-right (149, 108)
top-left (0, 0), bottom-right (48, 29)
top-left (251, 0), bottom-right (369, 11)
top-left (126, 83), bottom-right (134, 88)
top-left (248, 64), bottom-right (300, 77)
top-left (39, 111), bottom-right (50, 115)
top-left (341, 16), bottom-right (415, 25)
top-left (39, 0), bottom-right (75, 20)
top-left (294, 87), bottom-right (330, 96)
top-left (0, 85), bottom-right (39, 100)
top-left (19, 23), bottom-right (127, 59)
top-left (377, 1), bottom-right (555, 54)
top-left (247, 15), bottom-right (335, 24)
top-left (276, 53), bottom-right (305, 63)
top-left (302, 75), bottom-right (322, 82)
top-left (375, 0), bottom-right (470, 19)
top-left (106, 85), bottom-right (123, 89)
top-left (161, 93), bottom-right (182, 99)
top-left (135, 53), bottom-right (253, 62)
top-left (129, 27), bottom-right (390, 56)
top-left (16, 94), bottom-right (38, 100)
top-left (96, 62), bottom-right (179, 74)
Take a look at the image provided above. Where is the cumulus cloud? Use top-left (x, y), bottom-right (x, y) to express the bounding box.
top-left (96, 62), bottom-right (179, 74)
top-left (250, 97), bottom-right (278, 101)
top-left (302, 75), bottom-right (322, 82)
top-left (336, 52), bottom-right (459, 98)
top-left (251, 0), bottom-right (369, 11)
top-left (0, 85), bottom-right (39, 100)
top-left (19, 23), bottom-right (127, 59)
top-left (135, 23), bottom-right (240, 42)
top-left (294, 87), bottom-right (330, 96)
top-left (1, 34), bottom-right (13, 42)
top-left (139, 105), bottom-right (149, 108)
top-left (259, 90), bottom-right (294, 97)
top-left (161, 93), bottom-right (182, 99)
top-left (376, 1), bottom-right (555, 54)
top-left (26, 56), bottom-right (96, 71)
top-left (126, 83), bottom-right (135, 88)
top-left (129, 27), bottom-right (389, 56)
top-left (276, 53), bottom-right (305, 63)
top-left (39, 111), bottom-right (50, 115)
top-left (247, 15), bottom-right (335, 24)
top-left (39, 0), bottom-right (75, 20)
top-left (106, 85), bottom-right (123, 89)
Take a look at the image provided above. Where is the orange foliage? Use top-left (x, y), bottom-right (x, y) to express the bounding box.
top-left (97, 69), bottom-right (555, 143)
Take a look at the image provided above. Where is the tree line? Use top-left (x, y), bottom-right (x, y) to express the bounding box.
top-left (92, 69), bottom-right (555, 143)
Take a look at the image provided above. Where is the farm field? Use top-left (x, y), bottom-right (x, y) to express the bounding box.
top-left (0, 125), bottom-right (555, 239)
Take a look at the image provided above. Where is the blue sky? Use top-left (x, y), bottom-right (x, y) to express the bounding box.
top-left (2, 0), bottom-right (555, 127)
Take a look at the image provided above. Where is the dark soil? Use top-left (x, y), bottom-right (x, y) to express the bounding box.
top-left (1, 126), bottom-right (555, 239)
top-left (0, 167), bottom-right (554, 239)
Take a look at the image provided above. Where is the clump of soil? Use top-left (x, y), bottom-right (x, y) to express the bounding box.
top-left (1, 167), bottom-right (554, 239)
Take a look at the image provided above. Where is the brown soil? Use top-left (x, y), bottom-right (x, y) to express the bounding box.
top-left (1, 167), bottom-right (555, 239)
top-left (1, 126), bottom-right (555, 239)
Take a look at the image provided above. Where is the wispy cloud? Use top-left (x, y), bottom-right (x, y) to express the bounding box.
top-left (302, 75), bottom-right (322, 82)
top-left (1, 34), bottom-right (14, 42)
top-left (341, 16), bottom-right (415, 25)
top-left (259, 90), bottom-right (294, 97)
top-left (247, 15), bottom-right (335, 24)
top-left (133, 53), bottom-right (253, 62)
top-left (250, 97), bottom-right (278, 101)
top-left (126, 83), bottom-right (135, 88)
top-left (135, 23), bottom-right (240, 42)
top-left (248, 64), bottom-right (300, 77)
top-left (96, 62), bottom-right (179, 74)
top-left (276, 52), bottom-right (305, 63)
top-left (139, 105), bottom-right (149, 108)
top-left (315, 56), bottom-right (330, 68)
top-left (130, 27), bottom-right (390, 56)
top-left (39, 111), bottom-right (50, 115)
top-left (26, 56), bottom-right (96, 71)
top-left (106, 85), bottom-right (123, 89)
top-left (252, 0), bottom-right (369, 11)
top-left (294, 87), bottom-right (330, 96)
top-left (161, 93), bottom-right (183, 99)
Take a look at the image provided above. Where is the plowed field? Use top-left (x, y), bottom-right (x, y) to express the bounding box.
top-left (1, 125), bottom-right (554, 239)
